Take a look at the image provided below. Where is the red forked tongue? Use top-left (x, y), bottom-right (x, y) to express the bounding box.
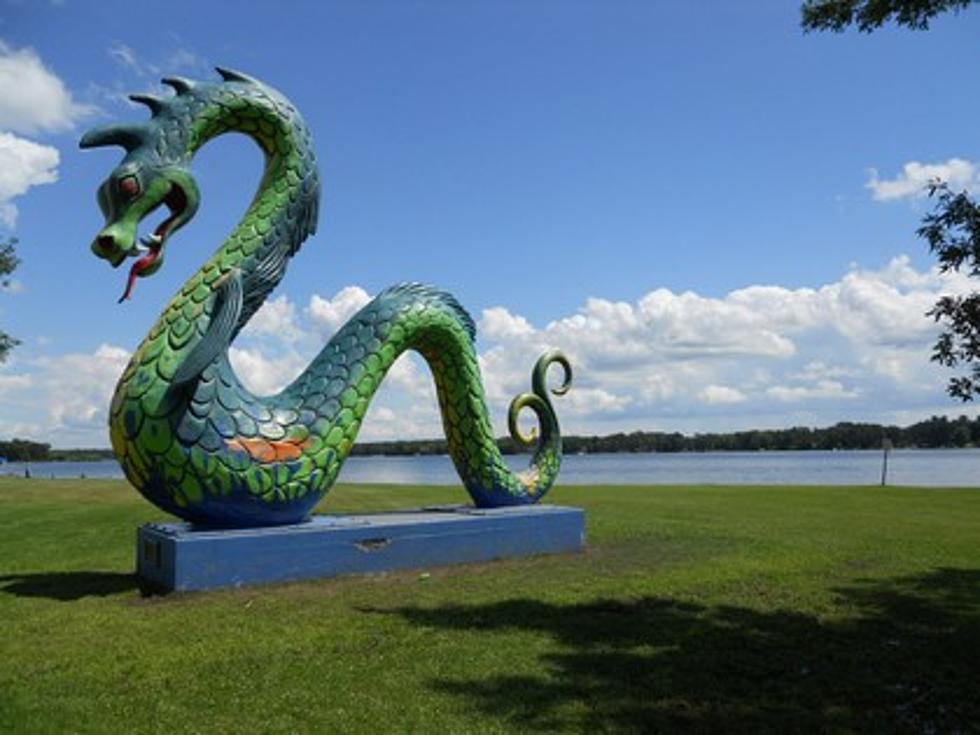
top-left (118, 246), bottom-right (162, 303)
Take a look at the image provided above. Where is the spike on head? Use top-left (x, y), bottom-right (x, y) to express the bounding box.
top-left (79, 123), bottom-right (150, 152)
top-left (162, 76), bottom-right (195, 95)
top-left (128, 94), bottom-right (166, 116)
top-left (215, 66), bottom-right (258, 84)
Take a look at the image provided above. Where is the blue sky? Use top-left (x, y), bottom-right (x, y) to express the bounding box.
top-left (2, 1), bottom-right (980, 447)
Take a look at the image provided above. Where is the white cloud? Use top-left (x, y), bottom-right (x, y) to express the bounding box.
top-left (385, 352), bottom-right (434, 397)
top-left (0, 132), bottom-right (59, 228)
top-left (306, 286), bottom-right (371, 335)
top-left (0, 41), bottom-right (91, 230)
top-left (767, 380), bottom-right (859, 402)
top-left (241, 294), bottom-right (301, 341)
top-left (479, 307), bottom-right (535, 341)
top-left (793, 362), bottom-right (854, 382)
top-left (0, 40), bottom-right (95, 134)
top-left (228, 345), bottom-right (309, 395)
top-left (463, 255), bottom-right (972, 435)
top-left (0, 344), bottom-right (131, 444)
top-left (561, 386), bottom-right (633, 415)
top-left (866, 158), bottom-right (978, 202)
top-left (699, 385), bottom-right (747, 405)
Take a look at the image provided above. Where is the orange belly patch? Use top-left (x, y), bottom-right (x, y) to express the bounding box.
top-left (225, 436), bottom-right (314, 463)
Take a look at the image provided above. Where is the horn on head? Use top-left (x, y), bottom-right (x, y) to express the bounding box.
top-left (215, 66), bottom-right (258, 84)
top-left (162, 76), bottom-right (195, 95)
top-left (129, 94), bottom-right (167, 116)
top-left (78, 124), bottom-right (150, 152)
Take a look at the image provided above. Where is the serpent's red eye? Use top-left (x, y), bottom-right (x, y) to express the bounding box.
top-left (119, 175), bottom-right (140, 198)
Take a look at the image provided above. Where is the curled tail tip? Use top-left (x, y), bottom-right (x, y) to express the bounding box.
top-left (533, 350), bottom-right (572, 397)
top-left (508, 392), bottom-right (548, 448)
top-left (508, 350), bottom-right (572, 449)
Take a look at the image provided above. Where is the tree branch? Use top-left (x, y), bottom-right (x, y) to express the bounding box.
top-left (802, 0), bottom-right (974, 33)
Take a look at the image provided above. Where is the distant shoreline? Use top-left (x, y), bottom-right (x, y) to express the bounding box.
top-left (2, 415), bottom-right (977, 463)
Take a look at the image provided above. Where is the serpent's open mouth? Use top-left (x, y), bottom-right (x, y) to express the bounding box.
top-left (118, 183), bottom-right (188, 302)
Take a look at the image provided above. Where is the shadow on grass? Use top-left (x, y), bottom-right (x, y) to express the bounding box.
top-left (0, 571), bottom-right (137, 600)
top-left (369, 568), bottom-right (980, 731)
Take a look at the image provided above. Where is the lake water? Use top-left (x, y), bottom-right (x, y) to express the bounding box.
top-left (1, 448), bottom-right (978, 487)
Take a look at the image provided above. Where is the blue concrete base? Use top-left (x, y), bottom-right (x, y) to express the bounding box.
top-left (137, 504), bottom-right (586, 592)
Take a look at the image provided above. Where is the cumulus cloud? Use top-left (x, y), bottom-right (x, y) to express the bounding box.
top-left (699, 385), bottom-right (747, 405)
top-left (241, 294), bottom-right (302, 341)
top-left (480, 307), bottom-right (535, 341)
top-left (307, 286), bottom-right (371, 335)
top-left (0, 41), bottom-right (91, 229)
top-left (467, 255), bottom-right (971, 435)
top-left (866, 158), bottom-right (978, 201)
top-left (0, 40), bottom-right (95, 134)
top-left (766, 380), bottom-right (859, 402)
top-left (0, 132), bottom-right (59, 227)
top-left (0, 344), bottom-right (130, 443)
top-left (569, 289), bottom-right (799, 363)
top-left (227, 346), bottom-right (309, 396)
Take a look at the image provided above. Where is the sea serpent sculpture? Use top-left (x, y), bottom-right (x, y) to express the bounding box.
top-left (81, 68), bottom-right (571, 528)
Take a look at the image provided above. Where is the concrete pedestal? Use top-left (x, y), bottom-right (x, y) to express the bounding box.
top-left (137, 504), bottom-right (586, 592)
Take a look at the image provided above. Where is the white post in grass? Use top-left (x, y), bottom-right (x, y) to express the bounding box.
top-left (880, 437), bottom-right (893, 486)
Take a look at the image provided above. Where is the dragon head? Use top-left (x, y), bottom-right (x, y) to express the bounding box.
top-left (80, 83), bottom-right (202, 302)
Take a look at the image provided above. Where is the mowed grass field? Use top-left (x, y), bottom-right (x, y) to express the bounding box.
top-left (2, 477), bottom-right (979, 733)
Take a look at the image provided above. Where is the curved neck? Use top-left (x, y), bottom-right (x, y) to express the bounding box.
top-left (125, 80), bottom-right (321, 399)
top-left (186, 83), bottom-right (320, 303)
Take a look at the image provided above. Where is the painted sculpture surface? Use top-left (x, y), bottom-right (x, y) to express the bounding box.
top-left (81, 68), bottom-right (571, 528)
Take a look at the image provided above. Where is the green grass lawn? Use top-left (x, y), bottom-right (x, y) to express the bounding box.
top-left (2, 477), bottom-right (979, 733)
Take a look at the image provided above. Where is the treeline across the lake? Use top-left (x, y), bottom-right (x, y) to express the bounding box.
top-left (0, 441), bottom-right (117, 462)
top-left (560, 416), bottom-right (975, 454)
top-left (0, 439), bottom-right (52, 462)
top-left (359, 414), bottom-right (980, 455)
top-left (3, 415), bottom-right (980, 462)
